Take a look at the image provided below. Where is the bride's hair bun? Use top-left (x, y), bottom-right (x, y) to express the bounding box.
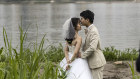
top-left (65, 39), bottom-right (73, 44)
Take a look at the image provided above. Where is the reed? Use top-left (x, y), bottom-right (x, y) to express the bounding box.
top-left (0, 26), bottom-right (66, 79)
top-left (128, 58), bottom-right (140, 79)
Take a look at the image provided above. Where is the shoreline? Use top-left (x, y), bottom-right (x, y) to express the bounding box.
top-left (103, 61), bottom-right (140, 79)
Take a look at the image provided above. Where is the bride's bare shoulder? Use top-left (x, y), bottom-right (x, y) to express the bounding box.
top-left (77, 36), bottom-right (82, 42)
top-left (77, 35), bottom-right (82, 39)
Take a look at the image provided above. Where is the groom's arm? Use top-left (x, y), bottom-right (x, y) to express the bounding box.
top-left (81, 31), bottom-right (99, 59)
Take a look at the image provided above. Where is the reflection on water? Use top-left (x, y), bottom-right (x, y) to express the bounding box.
top-left (0, 2), bottom-right (140, 50)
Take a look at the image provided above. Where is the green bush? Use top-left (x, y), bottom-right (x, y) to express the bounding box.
top-left (103, 46), bottom-right (139, 61)
top-left (45, 43), bottom-right (64, 63)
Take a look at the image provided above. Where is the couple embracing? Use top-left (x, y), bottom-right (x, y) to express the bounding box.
top-left (60, 10), bottom-right (106, 79)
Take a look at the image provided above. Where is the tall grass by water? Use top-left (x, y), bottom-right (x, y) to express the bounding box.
top-left (0, 26), bottom-right (66, 79)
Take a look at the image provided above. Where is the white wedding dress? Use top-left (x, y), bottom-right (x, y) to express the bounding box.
top-left (60, 45), bottom-right (93, 79)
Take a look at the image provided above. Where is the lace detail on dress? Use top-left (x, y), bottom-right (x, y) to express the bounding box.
top-left (68, 45), bottom-right (75, 54)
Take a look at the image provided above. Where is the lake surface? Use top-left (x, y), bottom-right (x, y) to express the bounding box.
top-left (0, 2), bottom-right (140, 50)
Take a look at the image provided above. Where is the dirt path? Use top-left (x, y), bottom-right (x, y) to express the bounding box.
top-left (103, 61), bottom-right (140, 79)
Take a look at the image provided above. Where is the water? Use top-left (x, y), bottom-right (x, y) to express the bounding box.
top-left (0, 2), bottom-right (140, 50)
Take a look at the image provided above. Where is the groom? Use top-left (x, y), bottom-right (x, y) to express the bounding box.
top-left (79, 10), bottom-right (106, 79)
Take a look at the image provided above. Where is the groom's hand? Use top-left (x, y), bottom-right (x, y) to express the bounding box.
top-left (77, 52), bottom-right (81, 58)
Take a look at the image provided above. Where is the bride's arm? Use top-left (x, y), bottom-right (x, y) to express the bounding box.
top-left (64, 43), bottom-right (70, 64)
top-left (70, 37), bottom-right (82, 62)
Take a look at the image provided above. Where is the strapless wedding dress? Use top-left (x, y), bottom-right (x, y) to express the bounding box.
top-left (60, 45), bottom-right (93, 79)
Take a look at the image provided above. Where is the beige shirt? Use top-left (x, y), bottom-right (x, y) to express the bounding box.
top-left (87, 24), bottom-right (94, 31)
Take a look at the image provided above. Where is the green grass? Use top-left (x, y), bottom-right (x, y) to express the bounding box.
top-left (128, 58), bottom-right (140, 79)
top-left (0, 26), bottom-right (66, 79)
top-left (103, 46), bottom-right (139, 61)
top-left (45, 43), bottom-right (64, 63)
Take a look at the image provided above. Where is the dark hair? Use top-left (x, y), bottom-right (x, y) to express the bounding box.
top-left (65, 39), bottom-right (73, 45)
top-left (71, 18), bottom-right (80, 30)
top-left (65, 17), bottom-right (80, 44)
top-left (80, 10), bottom-right (94, 23)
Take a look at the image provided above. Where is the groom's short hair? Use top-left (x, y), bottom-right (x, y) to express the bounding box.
top-left (80, 10), bottom-right (94, 23)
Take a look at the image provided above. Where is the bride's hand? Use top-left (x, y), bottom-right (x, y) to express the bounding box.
top-left (66, 65), bottom-right (70, 71)
top-left (67, 60), bottom-right (71, 64)
top-left (77, 52), bottom-right (81, 58)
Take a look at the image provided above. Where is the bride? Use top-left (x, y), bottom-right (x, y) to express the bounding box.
top-left (60, 18), bottom-right (93, 79)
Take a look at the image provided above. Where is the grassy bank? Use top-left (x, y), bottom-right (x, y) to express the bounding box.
top-left (103, 46), bottom-right (139, 61)
top-left (0, 26), bottom-right (139, 79)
